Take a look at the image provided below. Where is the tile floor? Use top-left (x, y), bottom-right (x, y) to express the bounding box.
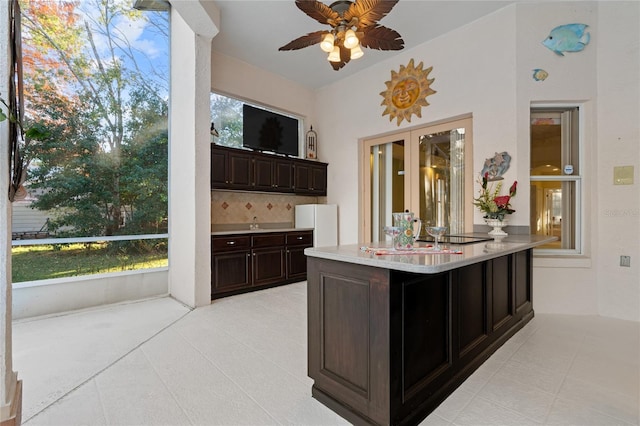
top-left (13, 282), bottom-right (640, 426)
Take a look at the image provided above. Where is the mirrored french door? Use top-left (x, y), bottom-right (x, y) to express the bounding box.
top-left (361, 116), bottom-right (473, 243)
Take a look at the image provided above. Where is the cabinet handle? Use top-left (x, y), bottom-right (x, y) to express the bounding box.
top-left (226, 241), bottom-right (235, 245)
top-left (297, 236), bottom-right (303, 240)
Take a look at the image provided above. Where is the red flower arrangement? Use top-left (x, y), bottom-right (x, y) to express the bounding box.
top-left (473, 172), bottom-right (517, 221)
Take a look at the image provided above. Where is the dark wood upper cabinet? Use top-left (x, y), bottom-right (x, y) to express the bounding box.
top-left (211, 145), bottom-right (326, 195)
top-left (273, 159), bottom-right (294, 191)
top-left (253, 156), bottom-right (294, 192)
top-left (293, 160), bottom-right (327, 195)
top-left (228, 150), bottom-right (253, 189)
top-left (210, 146), bottom-right (253, 190)
top-left (210, 148), bottom-right (229, 187)
top-left (253, 156), bottom-right (275, 191)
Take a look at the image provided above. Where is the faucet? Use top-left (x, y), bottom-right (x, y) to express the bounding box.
top-left (250, 216), bottom-right (259, 230)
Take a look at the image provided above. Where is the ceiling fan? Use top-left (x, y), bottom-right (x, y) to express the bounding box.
top-left (279, 0), bottom-right (404, 71)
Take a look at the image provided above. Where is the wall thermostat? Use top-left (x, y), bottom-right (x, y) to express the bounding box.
top-left (564, 165), bottom-right (574, 175)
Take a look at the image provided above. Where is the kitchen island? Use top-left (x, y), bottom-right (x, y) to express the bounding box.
top-left (305, 235), bottom-right (555, 425)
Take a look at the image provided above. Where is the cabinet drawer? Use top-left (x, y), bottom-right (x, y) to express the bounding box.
top-left (287, 231), bottom-right (313, 246)
top-left (252, 233), bottom-right (286, 248)
top-left (212, 235), bottom-right (251, 252)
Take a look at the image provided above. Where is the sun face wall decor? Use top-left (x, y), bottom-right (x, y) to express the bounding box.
top-left (380, 58), bottom-right (436, 126)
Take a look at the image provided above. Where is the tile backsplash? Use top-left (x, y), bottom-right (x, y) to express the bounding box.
top-left (211, 190), bottom-right (322, 228)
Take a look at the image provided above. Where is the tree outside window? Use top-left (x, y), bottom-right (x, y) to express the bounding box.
top-left (9, 0), bottom-right (169, 282)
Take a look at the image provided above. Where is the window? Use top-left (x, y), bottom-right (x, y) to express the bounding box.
top-left (362, 116), bottom-right (474, 243)
top-left (210, 93), bottom-right (244, 148)
top-left (11, 0), bottom-right (169, 282)
top-left (210, 93), bottom-right (304, 156)
top-left (530, 107), bottom-right (581, 253)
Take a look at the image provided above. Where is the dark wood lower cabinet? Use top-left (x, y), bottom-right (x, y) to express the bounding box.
top-left (252, 247), bottom-right (286, 286)
top-left (307, 249), bottom-right (534, 425)
top-left (212, 230), bottom-right (313, 299)
top-left (211, 251), bottom-right (251, 294)
top-left (286, 246), bottom-right (308, 281)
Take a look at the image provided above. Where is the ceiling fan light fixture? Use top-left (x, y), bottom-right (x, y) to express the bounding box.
top-left (327, 45), bottom-right (341, 62)
top-left (279, 0), bottom-right (404, 71)
top-left (343, 29), bottom-right (359, 49)
top-left (320, 33), bottom-right (335, 53)
top-left (350, 45), bottom-right (364, 59)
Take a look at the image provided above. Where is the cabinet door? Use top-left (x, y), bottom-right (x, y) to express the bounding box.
top-left (287, 246), bottom-right (310, 281)
top-left (211, 251), bottom-right (251, 295)
top-left (228, 151), bottom-right (253, 189)
top-left (293, 161), bottom-right (311, 192)
top-left (253, 156), bottom-right (274, 191)
top-left (211, 147), bottom-right (229, 187)
top-left (252, 247), bottom-right (286, 286)
top-left (310, 164), bottom-right (327, 195)
top-left (274, 160), bottom-right (294, 192)
top-left (294, 160), bottom-right (327, 195)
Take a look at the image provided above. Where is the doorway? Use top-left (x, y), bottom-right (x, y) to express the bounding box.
top-left (361, 116), bottom-right (473, 243)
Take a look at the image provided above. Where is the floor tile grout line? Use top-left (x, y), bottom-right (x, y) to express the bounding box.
top-left (177, 309), bottom-right (313, 389)
top-left (175, 327), bottom-right (284, 426)
top-left (539, 332), bottom-right (585, 425)
top-left (140, 341), bottom-right (199, 426)
top-left (551, 392), bottom-right (640, 426)
top-left (93, 374), bottom-right (110, 425)
top-left (22, 307), bottom-right (194, 424)
top-left (470, 394), bottom-right (546, 425)
top-left (450, 321), bottom-right (556, 426)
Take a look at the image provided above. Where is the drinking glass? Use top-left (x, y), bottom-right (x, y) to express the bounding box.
top-left (425, 226), bottom-right (447, 251)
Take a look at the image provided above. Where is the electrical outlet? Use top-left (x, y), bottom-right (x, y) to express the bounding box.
top-left (620, 256), bottom-right (631, 267)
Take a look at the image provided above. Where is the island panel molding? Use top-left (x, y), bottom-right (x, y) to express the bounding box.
top-left (306, 235), bottom-right (553, 425)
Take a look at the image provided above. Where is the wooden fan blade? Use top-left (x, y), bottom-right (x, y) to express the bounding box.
top-left (279, 30), bottom-right (328, 51)
top-left (359, 25), bottom-right (404, 50)
top-left (344, 0), bottom-right (399, 28)
top-left (295, 0), bottom-right (339, 26)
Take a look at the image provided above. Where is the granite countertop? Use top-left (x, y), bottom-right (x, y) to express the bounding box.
top-left (304, 234), bottom-right (556, 274)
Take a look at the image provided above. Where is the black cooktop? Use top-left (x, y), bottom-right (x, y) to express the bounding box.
top-left (416, 235), bottom-right (493, 245)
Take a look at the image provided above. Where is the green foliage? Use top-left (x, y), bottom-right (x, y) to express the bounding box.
top-left (20, 0), bottom-right (169, 237)
top-left (210, 93), bottom-right (243, 148)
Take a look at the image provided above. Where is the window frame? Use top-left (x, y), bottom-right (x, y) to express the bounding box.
top-left (530, 104), bottom-right (584, 256)
top-left (210, 91), bottom-right (305, 157)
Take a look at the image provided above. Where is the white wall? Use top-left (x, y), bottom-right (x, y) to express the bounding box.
top-left (313, 2), bottom-right (638, 320)
top-left (515, 2), bottom-right (599, 316)
top-left (12, 269), bottom-right (169, 320)
top-left (208, 3), bottom-right (639, 321)
top-left (594, 2), bottom-right (639, 320)
top-left (315, 6), bottom-right (520, 244)
top-left (211, 51), bottom-right (316, 125)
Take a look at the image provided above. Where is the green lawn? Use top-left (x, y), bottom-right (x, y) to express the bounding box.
top-left (12, 242), bottom-right (168, 282)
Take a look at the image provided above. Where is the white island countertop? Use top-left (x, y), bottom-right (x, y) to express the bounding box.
top-left (304, 234), bottom-right (556, 274)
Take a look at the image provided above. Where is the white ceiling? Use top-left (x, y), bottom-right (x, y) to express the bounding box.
top-left (211, 1), bottom-right (517, 89)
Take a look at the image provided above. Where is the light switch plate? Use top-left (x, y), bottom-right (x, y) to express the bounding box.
top-left (613, 166), bottom-right (634, 185)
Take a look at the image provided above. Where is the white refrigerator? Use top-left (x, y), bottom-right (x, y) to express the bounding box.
top-left (295, 204), bottom-right (338, 247)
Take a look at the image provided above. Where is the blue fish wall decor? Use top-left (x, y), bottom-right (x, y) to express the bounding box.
top-left (542, 23), bottom-right (590, 56)
top-left (532, 69), bottom-right (549, 81)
